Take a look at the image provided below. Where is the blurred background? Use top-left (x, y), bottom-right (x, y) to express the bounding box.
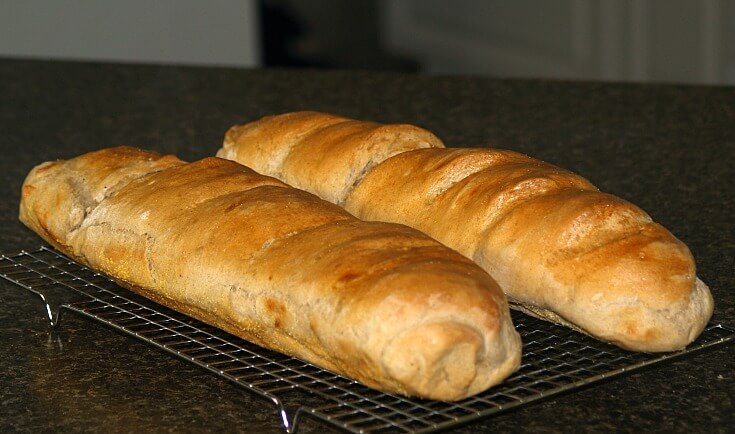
top-left (2, 0), bottom-right (734, 85)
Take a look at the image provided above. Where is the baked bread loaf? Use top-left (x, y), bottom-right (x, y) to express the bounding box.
top-left (19, 146), bottom-right (521, 401)
top-left (218, 112), bottom-right (714, 352)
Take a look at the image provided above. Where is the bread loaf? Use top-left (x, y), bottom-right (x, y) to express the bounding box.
top-left (218, 112), bottom-right (714, 352)
top-left (19, 146), bottom-right (521, 401)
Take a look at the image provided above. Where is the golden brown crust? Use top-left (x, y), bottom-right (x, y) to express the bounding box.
top-left (218, 111), bottom-right (445, 205)
top-left (19, 146), bottom-right (521, 400)
top-left (219, 113), bottom-right (714, 352)
top-left (347, 148), bottom-right (713, 352)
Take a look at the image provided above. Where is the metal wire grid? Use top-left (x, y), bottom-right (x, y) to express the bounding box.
top-left (1, 247), bottom-right (733, 433)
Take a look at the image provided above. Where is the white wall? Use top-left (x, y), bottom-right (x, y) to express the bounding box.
top-left (0, 0), bottom-right (260, 67)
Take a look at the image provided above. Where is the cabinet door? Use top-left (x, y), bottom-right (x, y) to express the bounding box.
top-left (381, 0), bottom-right (732, 84)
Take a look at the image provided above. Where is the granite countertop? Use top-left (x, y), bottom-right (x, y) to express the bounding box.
top-left (0, 58), bottom-right (733, 433)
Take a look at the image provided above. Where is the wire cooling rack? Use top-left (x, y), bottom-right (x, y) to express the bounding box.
top-left (1, 246), bottom-right (733, 433)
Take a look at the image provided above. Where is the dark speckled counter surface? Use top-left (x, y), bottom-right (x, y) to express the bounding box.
top-left (1, 58), bottom-right (733, 433)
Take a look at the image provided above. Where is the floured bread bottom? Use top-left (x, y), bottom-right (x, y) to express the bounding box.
top-left (508, 300), bottom-right (590, 336)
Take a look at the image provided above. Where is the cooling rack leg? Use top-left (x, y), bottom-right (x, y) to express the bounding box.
top-left (38, 295), bottom-right (76, 329)
top-left (267, 396), bottom-right (296, 433)
top-left (265, 395), bottom-right (306, 434)
top-left (285, 408), bottom-right (306, 434)
top-left (10, 283), bottom-right (74, 328)
top-left (24, 287), bottom-right (61, 327)
top-left (51, 304), bottom-right (75, 329)
top-left (38, 291), bottom-right (56, 326)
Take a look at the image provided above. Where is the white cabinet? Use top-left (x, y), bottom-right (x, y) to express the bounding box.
top-left (0, 0), bottom-right (260, 67)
